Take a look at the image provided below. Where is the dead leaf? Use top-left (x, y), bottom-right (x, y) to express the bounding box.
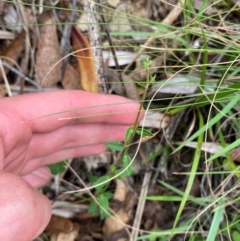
top-left (3, 4), bottom-right (22, 32)
top-left (122, 74), bottom-right (139, 101)
top-left (50, 223), bottom-right (80, 241)
top-left (36, 11), bottom-right (62, 87)
top-left (62, 63), bottom-right (81, 89)
top-left (45, 214), bottom-right (73, 233)
top-left (0, 31), bottom-right (26, 82)
top-left (103, 179), bottom-right (135, 239)
top-left (230, 147), bottom-right (240, 162)
top-left (102, 50), bottom-right (148, 67)
top-left (0, 30), bottom-right (15, 40)
top-left (105, 68), bottom-right (124, 95)
top-left (71, 26), bottom-right (98, 92)
top-left (139, 111), bottom-right (171, 129)
top-left (175, 142), bottom-right (225, 156)
top-left (107, 0), bottom-right (120, 8)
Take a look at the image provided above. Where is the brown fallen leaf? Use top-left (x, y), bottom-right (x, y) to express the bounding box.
top-left (105, 68), bottom-right (125, 95)
top-left (45, 214), bottom-right (73, 233)
top-left (50, 223), bottom-right (80, 241)
top-left (230, 147), bottom-right (240, 162)
top-left (0, 31), bottom-right (26, 82)
top-left (62, 63), bottom-right (81, 89)
top-left (71, 26), bottom-right (98, 93)
top-left (0, 30), bottom-right (15, 40)
top-left (103, 179), bottom-right (135, 240)
top-left (36, 11), bottom-right (62, 87)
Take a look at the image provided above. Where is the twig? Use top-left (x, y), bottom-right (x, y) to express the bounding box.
top-left (83, 0), bottom-right (108, 94)
top-left (2, 61), bottom-right (41, 90)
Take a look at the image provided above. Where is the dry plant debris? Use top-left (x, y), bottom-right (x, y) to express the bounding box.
top-left (61, 63), bottom-right (81, 90)
top-left (36, 11), bottom-right (62, 87)
top-left (1, 1), bottom-right (240, 241)
top-left (71, 25), bottom-right (98, 93)
top-left (0, 30), bottom-right (26, 81)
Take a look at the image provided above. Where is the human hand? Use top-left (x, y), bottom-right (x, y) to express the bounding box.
top-left (0, 90), bottom-right (143, 241)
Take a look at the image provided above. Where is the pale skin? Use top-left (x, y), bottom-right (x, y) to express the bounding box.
top-left (0, 90), bottom-right (143, 241)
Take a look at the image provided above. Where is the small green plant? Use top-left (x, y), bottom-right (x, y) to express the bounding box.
top-left (49, 161), bottom-right (66, 175)
top-left (87, 58), bottom-right (154, 219)
top-left (88, 175), bottom-right (113, 219)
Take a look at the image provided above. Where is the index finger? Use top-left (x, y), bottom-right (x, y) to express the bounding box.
top-left (0, 90), bottom-right (144, 133)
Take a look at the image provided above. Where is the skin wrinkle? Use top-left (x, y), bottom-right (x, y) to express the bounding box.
top-left (22, 167), bottom-right (51, 188)
top-left (25, 123), bottom-right (125, 160)
top-left (20, 143), bottom-right (106, 175)
top-left (0, 110), bottom-right (31, 156)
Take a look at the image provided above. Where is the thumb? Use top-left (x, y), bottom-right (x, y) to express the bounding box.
top-left (0, 171), bottom-right (51, 241)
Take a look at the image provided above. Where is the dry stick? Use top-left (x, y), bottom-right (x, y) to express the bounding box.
top-left (83, 0), bottom-right (108, 94)
top-left (123, 1), bottom-right (184, 78)
top-left (1, 61), bottom-right (41, 90)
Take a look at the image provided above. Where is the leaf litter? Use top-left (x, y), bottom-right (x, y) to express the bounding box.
top-left (1, 1), bottom-right (240, 241)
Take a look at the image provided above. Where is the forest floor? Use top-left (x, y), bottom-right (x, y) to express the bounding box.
top-left (1, 1), bottom-right (240, 241)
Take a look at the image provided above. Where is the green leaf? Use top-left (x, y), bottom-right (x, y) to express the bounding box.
top-left (172, 109), bottom-right (204, 234)
top-left (88, 201), bottom-right (100, 217)
top-left (206, 199), bottom-right (225, 241)
top-left (125, 127), bottom-right (134, 142)
top-left (92, 175), bottom-right (110, 192)
top-left (149, 75), bottom-right (156, 85)
top-left (104, 191), bottom-right (113, 200)
top-left (169, 82), bottom-right (240, 115)
top-left (173, 97), bottom-right (239, 153)
top-left (136, 81), bottom-right (146, 88)
top-left (109, 164), bottom-right (117, 174)
top-left (207, 138), bottom-right (240, 162)
top-left (99, 193), bottom-right (111, 219)
top-left (142, 58), bottom-right (153, 69)
top-left (126, 127), bottom-right (153, 143)
top-left (136, 128), bottom-right (153, 137)
top-left (119, 155), bottom-right (134, 178)
top-left (233, 231), bottom-right (240, 241)
top-left (123, 154), bottom-right (131, 167)
top-left (106, 141), bottom-right (124, 151)
top-left (48, 161), bottom-right (66, 175)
